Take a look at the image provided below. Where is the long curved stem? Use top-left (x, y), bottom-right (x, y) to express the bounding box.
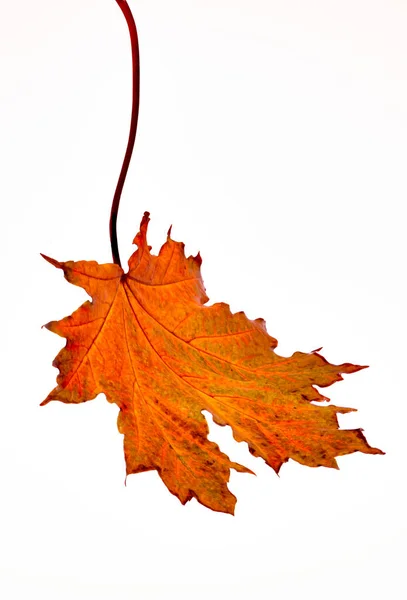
top-left (110, 0), bottom-right (140, 267)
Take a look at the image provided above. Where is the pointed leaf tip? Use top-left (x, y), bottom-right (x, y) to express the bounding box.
top-left (41, 254), bottom-right (63, 269)
top-left (133, 211), bottom-right (151, 248)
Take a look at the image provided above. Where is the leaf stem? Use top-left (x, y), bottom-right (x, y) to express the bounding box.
top-left (110, 0), bottom-right (140, 268)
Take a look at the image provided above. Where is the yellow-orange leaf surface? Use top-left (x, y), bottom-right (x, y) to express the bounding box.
top-left (42, 212), bottom-right (382, 514)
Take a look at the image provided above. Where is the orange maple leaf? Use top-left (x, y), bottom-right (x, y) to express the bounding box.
top-left (42, 212), bottom-right (383, 514)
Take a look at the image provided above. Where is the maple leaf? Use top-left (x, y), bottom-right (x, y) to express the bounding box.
top-left (42, 212), bottom-right (383, 514)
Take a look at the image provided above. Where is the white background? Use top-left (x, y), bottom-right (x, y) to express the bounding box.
top-left (0, 0), bottom-right (406, 598)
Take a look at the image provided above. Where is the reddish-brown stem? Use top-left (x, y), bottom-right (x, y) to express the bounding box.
top-left (110, 0), bottom-right (140, 268)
